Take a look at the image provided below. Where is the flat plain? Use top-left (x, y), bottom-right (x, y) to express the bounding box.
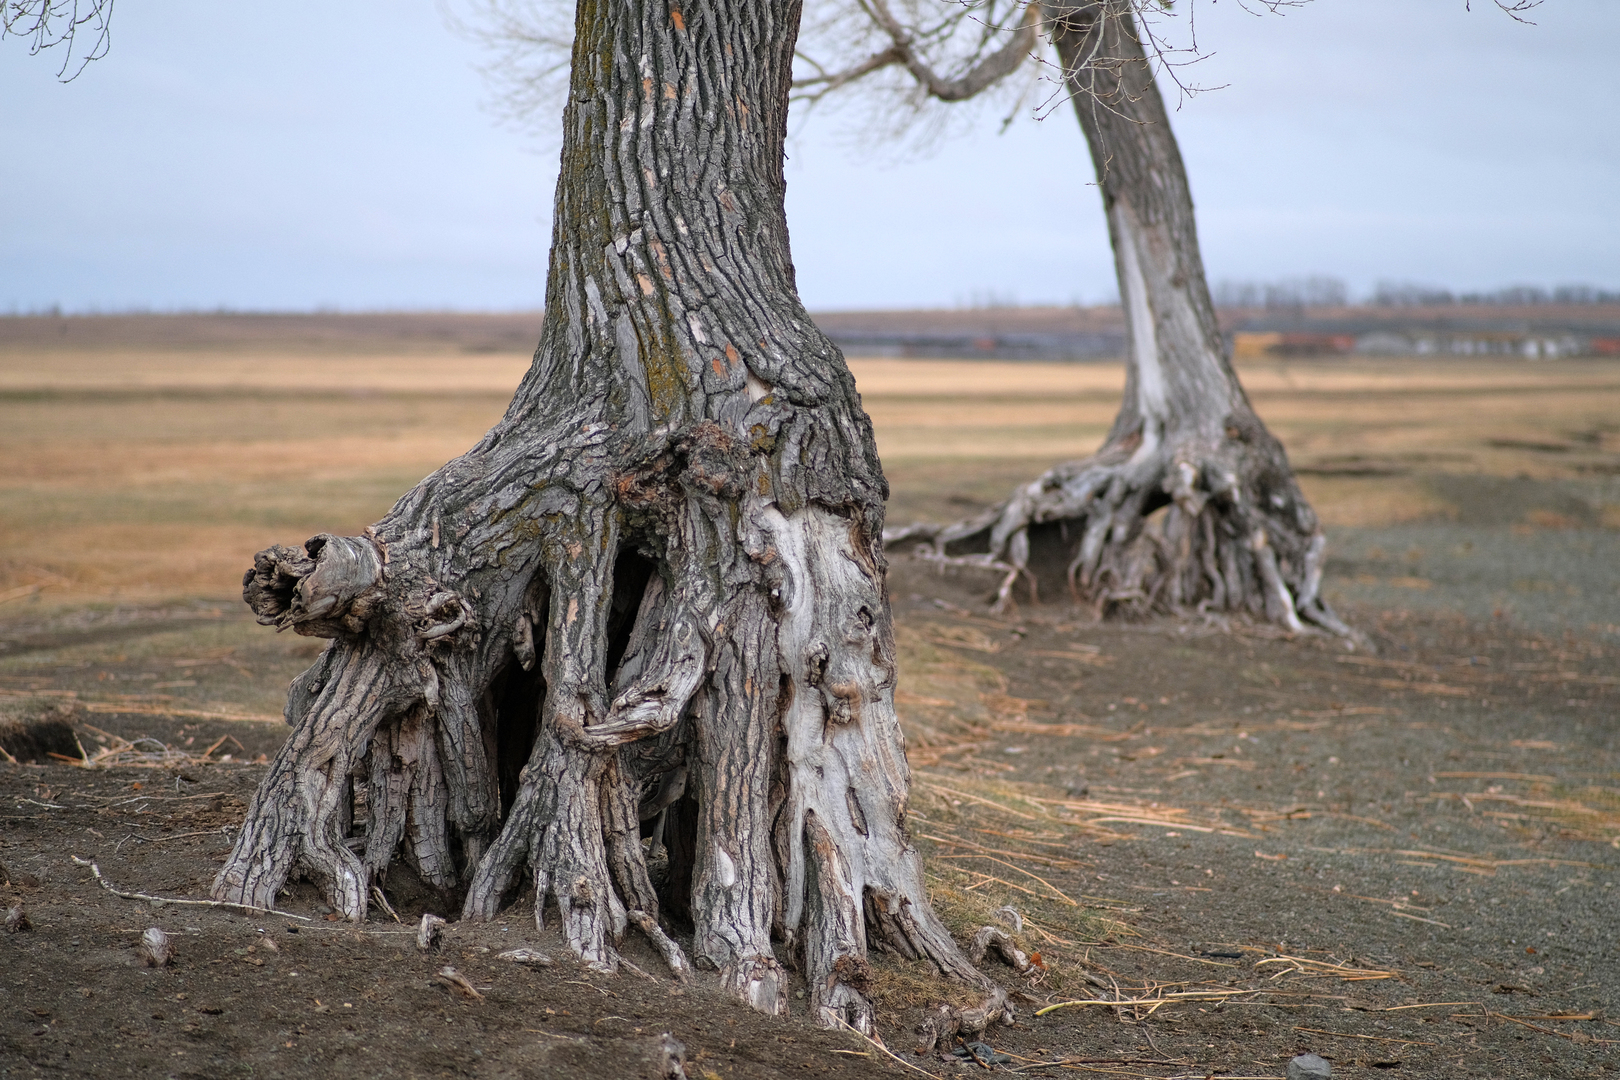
top-left (3, 318), bottom-right (1618, 1079)
top-left (5, 323), bottom-right (1619, 606)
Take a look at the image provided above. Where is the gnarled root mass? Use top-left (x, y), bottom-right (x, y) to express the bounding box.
top-left (888, 420), bottom-right (1354, 640)
top-left (215, 438), bottom-right (1006, 1033)
top-left (213, 386), bottom-right (1006, 1036)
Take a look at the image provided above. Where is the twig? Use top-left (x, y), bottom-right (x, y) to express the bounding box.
top-left (917, 826), bottom-right (1079, 865)
top-left (370, 887), bottom-right (401, 923)
top-left (437, 966), bottom-right (484, 1000)
top-left (70, 857), bottom-right (312, 920)
top-left (917, 780), bottom-right (1041, 821)
top-left (1081, 941), bottom-right (1238, 968)
top-left (1487, 1010), bottom-right (1620, 1044)
top-left (1256, 956), bottom-right (1396, 980)
top-left (563, 980), bottom-right (618, 997)
top-left (957, 871), bottom-right (1054, 902)
top-left (933, 852), bottom-right (1078, 905)
top-left (834, 1017), bottom-right (942, 1079)
top-left (1036, 989), bottom-right (1258, 1016)
top-left (618, 957), bottom-right (659, 982)
top-left (1387, 909), bottom-right (1451, 928)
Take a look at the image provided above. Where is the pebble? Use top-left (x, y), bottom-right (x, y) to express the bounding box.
top-left (1287, 1053), bottom-right (1331, 1080)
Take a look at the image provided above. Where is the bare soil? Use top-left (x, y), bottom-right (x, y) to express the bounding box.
top-left (4, 546), bottom-right (1616, 1079)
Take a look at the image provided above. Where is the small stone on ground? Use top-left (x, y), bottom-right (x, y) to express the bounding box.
top-left (1287, 1053), bottom-right (1331, 1080)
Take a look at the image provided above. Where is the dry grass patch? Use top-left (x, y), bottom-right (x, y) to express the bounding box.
top-left (7, 350), bottom-right (1619, 606)
top-left (1423, 780), bottom-right (1620, 848)
top-left (864, 356), bottom-right (1620, 528)
top-left (0, 382), bottom-right (509, 603)
top-left (0, 349), bottom-right (532, 393)
top-left (1298, 476), bottom-right (1462, 528)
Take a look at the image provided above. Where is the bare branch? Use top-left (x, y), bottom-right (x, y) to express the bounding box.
top-left (863, 0), bottom-right (1043, 102)
top-left (792, 44), bottom-right (905, 100)
top-left (442, 0), bottom-right (575, 137)
top-left (1467, 0), bottom-right (1541, 25)
top-left (2, 0), bottom-right (115, 81)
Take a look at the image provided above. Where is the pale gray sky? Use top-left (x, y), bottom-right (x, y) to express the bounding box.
top-left (2, 1), bottom-right (1615, 312)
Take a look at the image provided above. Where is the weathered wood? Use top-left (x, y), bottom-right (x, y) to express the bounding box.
top-left (217, 0), bottom-right (999, 1030)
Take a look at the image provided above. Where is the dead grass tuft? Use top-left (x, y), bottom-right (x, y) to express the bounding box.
top-left (867, 952), bottom-right (986, 1016)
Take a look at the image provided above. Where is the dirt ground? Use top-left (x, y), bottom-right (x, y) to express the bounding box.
top-left (3, 330), bottom-right (1618, 1078)
top-left (3, 551), bottom-right (1616, 1080)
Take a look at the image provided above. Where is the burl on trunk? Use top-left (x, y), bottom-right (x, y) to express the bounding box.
top-left (214, 0), bottom-right (997, 1035)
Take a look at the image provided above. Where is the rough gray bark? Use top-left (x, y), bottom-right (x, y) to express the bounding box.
top-left (887, 1), bottom-right (1351, 637)
top-left (215, 0), bottom-right (1002, 1033)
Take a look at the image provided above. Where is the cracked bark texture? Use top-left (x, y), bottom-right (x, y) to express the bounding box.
top-left (888, 1), bottom-right (1350, 637)
top-left (215, 0), bottom-right (996, 1031)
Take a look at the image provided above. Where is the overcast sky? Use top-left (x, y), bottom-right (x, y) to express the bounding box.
top-left (2, 0), bottom-right (1615, 313)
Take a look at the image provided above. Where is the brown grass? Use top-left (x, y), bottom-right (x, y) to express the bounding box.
top-left (4, 340), bottom-right (1618, 606)
top-left (0, 350), bottom-right (532, 393)
top-left (855, 356), bottom-right (1620, 528)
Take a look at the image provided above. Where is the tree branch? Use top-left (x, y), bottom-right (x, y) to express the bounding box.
top-left (791, 44), bottom-right (905, 98)
top-left (1, 0), bottom-right (114, 81)
top-left (864, 0), bottom-right (1043, 103)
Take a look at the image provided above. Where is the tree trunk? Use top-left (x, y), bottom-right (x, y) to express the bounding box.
top-left (889, 0), bottom-right (1351, 637)
top-left (213, 0), bottom-right (1000, 1034)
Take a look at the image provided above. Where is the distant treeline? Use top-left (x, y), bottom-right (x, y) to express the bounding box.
top-left (1213, 278), bottom-right (1620, 310)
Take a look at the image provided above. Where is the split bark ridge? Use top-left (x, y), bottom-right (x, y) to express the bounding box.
top-left (214, 0), bottom-right (1001, 1035)
top-left (884, 1), bottom-right (1351, 637)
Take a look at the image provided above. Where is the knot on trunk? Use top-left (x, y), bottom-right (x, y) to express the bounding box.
top-left (674, 420), bottom-right (748, 498)
top-left (243, 534), bottom-right (384, 636)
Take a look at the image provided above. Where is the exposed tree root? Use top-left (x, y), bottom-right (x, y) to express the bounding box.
top-left (914, 989), bottom-right (1014, 1055)
top-left (887, 425), bottom-right (1357, 642)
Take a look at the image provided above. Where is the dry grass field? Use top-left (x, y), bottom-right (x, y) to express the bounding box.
top-left (4, 327), bottom-right (1619, 608)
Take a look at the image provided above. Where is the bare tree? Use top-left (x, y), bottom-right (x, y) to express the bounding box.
top-left (216, 0), bottom-right (1003, 1038)
top-left (798, 0), bottom-right (1352, 634)
top-left (2, 0), bottom-right (115, 80)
